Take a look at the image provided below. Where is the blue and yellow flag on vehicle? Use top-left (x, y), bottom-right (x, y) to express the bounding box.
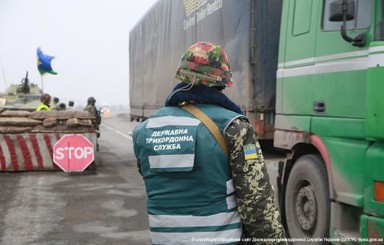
top-left (37, 48), bottom-right (57, 75)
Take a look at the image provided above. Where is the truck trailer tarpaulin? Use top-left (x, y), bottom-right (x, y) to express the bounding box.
top-left (129, 0), bottom-right (281, 139)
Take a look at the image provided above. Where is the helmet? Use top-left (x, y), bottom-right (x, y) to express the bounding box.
top-left (40, 93), bottom-right (51, 104)
top-left (175, 42), bottom-right (233, 88)
top-left (87, 96), bottom-right (96, 104)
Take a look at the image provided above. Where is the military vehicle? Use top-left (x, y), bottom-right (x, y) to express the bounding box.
top-left (0, 72), bottom-right (99, 171)
top-left (0, 71), bottom-right (43, 110)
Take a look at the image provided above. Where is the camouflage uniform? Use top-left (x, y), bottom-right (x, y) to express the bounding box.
top-left (84, 104), bottom-right (97, 117)
top-left (84, 97), bottom-right (100, 128)
top-left (84, 97), bottom-right (101, 149)
top-left (225, 118), bottom-right (287, 244)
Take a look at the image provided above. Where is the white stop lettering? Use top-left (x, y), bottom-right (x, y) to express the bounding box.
top-left (55, 146), bottom-right (93, 160)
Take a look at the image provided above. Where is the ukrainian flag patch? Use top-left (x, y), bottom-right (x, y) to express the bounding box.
top-left (243, 144), bottom-right (257, 160)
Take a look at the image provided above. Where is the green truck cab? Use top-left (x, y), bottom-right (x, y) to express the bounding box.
top-left (275, 0), bottom-right (384, 242)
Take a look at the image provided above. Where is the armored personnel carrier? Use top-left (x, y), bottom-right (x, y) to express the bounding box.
top-left (0, 72), bottom-right (43, 110)
top-left (0, 72), bottom-right (99, 171)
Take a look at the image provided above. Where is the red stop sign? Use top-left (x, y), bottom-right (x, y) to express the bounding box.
top-left (53, 134), bottom-right (95, 172)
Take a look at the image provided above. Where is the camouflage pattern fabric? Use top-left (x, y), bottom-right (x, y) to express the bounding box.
top-left (224, 118), bottom-right (287, 245)
top-left (84, 104), bottom-right (97, 117)
top-left (84, 104), bottom-right (100, 131)
top-left (175, 42), bottom-right (233, 88)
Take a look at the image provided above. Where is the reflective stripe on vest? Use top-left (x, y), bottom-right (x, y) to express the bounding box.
top-left (226, 179), bottom-right (237, 210)
top-left (150, 211), bottom-right (242, 244)
top-left (146, 115), bottom-right (200, 128)
top-left (148, 154), bottom-right (194, 169)
top-left (149, 210), bottom-right (240, 228)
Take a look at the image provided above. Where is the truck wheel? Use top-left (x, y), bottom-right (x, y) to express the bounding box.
top-left (285, 154), bottom-right (330, 242)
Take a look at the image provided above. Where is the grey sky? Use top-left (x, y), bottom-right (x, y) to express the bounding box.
top-left (0, 0), bottom-right (157, 107)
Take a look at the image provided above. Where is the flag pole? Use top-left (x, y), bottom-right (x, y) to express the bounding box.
top-left (41, 75), bottom-right (44, 92)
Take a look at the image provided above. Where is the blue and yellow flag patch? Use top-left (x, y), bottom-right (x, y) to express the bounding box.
top-left (243, 144), bottom-right (257, 160)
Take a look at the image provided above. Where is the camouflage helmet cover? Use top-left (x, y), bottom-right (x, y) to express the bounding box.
top-left (175, 42), bottom-right (233, 88)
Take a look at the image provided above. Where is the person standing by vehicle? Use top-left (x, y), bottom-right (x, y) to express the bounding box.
top-left (36, 93), bottom-right (51, 111)
top-left (84, 97), bottom-right (97, 116)
top-left (84, 96), bottom-right (101, 150)
top-left (84, 96), bottom-right (101, 127)
top-left (133, 42), bottom-right (286, 244)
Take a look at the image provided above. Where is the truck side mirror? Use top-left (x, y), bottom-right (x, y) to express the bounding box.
top-left (328, 0), bottom-right (365, 47)
top-left (329, 0), bottom-right (355, 22)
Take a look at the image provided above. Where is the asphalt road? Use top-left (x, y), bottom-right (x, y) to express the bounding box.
top-left (0, 113), bottom-right (283, 245)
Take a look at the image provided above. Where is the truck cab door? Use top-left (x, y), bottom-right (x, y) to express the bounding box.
top-left (313, 0), bottom-right (373, 119)
top-left (278, 0), bottom-right (318, 117)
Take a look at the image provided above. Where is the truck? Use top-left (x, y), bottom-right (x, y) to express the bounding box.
top-left (129, 0), bottom-right (384, 242)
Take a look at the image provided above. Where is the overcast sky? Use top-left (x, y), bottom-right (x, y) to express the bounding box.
top-left (0, 0), bottom-right (157, 107)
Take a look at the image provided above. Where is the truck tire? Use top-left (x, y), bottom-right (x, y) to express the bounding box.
top-left (285, 154), bottom-right (330, 243)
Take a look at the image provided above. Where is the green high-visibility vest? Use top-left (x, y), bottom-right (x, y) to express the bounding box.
top-left (133, 104), bottom-right (245, 245)
top-left (36, 103), bottom-right (51, 111)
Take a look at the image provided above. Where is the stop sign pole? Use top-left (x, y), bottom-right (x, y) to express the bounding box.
top-left (53, 134), bottom-right (95, 172)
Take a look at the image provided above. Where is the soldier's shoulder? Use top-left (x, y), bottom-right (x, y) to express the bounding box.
top-left (225, 117), bottom-right (252, 136)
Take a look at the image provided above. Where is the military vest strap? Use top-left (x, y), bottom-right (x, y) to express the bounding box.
top-left (182, 104), bottom-right (228, 156)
